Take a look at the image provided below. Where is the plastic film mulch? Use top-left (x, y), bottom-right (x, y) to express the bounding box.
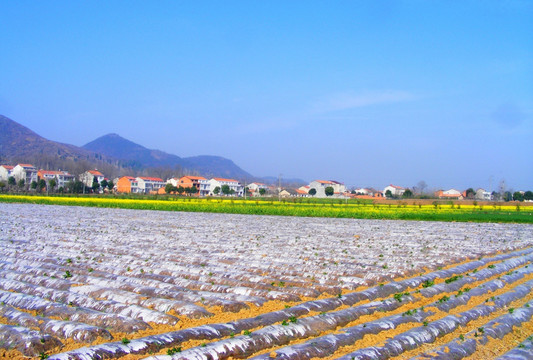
top-left (0, 203), bottom-right (532, 359)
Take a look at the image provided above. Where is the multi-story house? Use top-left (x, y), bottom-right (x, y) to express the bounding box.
top-left (0, 165), bottom-right (14, 182)
top-left (208, 178), bottom-right (243, 196)
top-left (178, 176), bottom-right (210, 196)
top-left (12, 164), bottom-right (38, 185)
top-left (136, 177), bottom-right (165, 194)
top-left (247, 182), bottom-right (268, 196)
top-left (308, 180), bottom-right (347, 198)
top-left (116, 176), bottom-right (141, 193)
top-left (37, 170), bottom-right (75, 188)
top-left (383, 184), bottom-right (406, 198)
top-left (80, 170), bottom-right (105, 188)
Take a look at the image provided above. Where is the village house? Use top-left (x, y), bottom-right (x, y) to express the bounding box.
top-left (435, 189), bottom-right (464, 200)
top-left (178, 176), bottom-right (210, 196)
top-left (116, 176), bottom-right (141, 193)
top-left (0, 165), bottom-right (14, 182)
top-left (136, 177), bottom-right (165, 194)
top-left (475, 188), bottom-right (492, 201)
top-left (12, 164), bottom-right (38, 185)
top-left (247, 182), bottom-right (268, 196)
top-left (208, 178), bottom-right (243, 196)
top-left (354, 187), bottom-right (384, 198)
top-left (79, 170), bottom-right (105, 188)
top-left (37, 170), bottom-right (75, 189)
top-left (383, 184), bottom-right (406, 198)
top-left (307, 180), bottom-right (347, 198)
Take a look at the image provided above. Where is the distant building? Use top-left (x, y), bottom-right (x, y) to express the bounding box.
top-left (208, 178), bottom-right (243, 196)
top-left (116, 176), bottom-right (141, 193)
top-left (0, 165), bottom-right (14, 182)
top-left (248, 182), bottom-right (268, 196)
top-left (475, 188), bottom-right (492, 201)
top-left (37, 170), bottom-right (75, 188)
top-left (383, 184), bottom-right (405, 198)
top-left (80, 170), bottom-right (105, 188)
top-left (136, 177), bottom-right (165, 194)
top-left (12, 164), bottom-right (38, 185)
top-left (435, 189), bottom-right (464, 200)
top-left (308, 180), bottom-right (347, 198)
top-left (178, 176), bottom-right (210, 196)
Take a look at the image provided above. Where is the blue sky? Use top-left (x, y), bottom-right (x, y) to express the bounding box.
top-left (1, 1), bottom-right (532, 191)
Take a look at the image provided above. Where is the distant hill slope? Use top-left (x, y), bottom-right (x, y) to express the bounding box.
top-left (83, 133), bottom-right (252, 179)
top-left (0, 115), bottom-right (97, 161)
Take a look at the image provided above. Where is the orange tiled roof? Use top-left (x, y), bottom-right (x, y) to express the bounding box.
top-left (18, 164), bottom-right (35, 168)
top-left (1, 165), bottom-right (14, 170)
top-left (315, 180), bottom-right (334, 184)
top-left (185, 176), bottom-right (206, 180)
top-left (39, 170), bottom-right (64, 175)
top-left (138, 177), bottom-right (164, 182)
top-left (88, 170), bottom-right (104, 176)
top-left (213, 177), bottom-right (239, 183)
top-left (388, 184), bottom-right (405, 189)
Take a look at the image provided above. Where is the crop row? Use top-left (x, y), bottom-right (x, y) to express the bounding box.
top-left (1, 195), bottom-right (531, 223)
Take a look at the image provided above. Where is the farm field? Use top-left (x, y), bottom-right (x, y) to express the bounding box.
top-left (0, 194), bottom-right (532, 223)
top-left (0, 203), bottom-right (532, 359)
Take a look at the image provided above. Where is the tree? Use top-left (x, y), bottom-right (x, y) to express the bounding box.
top-left (31, 181), bottom-right (38, 190)
top-left (503, 191), bottom-right (513, 202)
top-left (100, 179), bottom-right (108, 190)
top-left (385, 190), bottom-right (393, 198)
top-left (177, 186), bottom-right (185, 195)
top-left (38, 179), bottom-right (46, 192)
top-left (8, 176), bottom-right (16, 186)
top-left (213, 186), bottom-right (220, 195)
top-left (18, 179), bottom-right (25, 189)
top-left (92, 176), bottom-right (100, 193)
top-left (48, 178), bottom-right (56, 193)
top-left (165, 183), bottom-right (174, 194)
top-left (325, 186), bottom-right (334, 196)
top-left (402, 189), bottom-right (413, 198)
top-left (465, 188), bottom-right (475, 199)
top-left (67, 180), bottom-right (84, 194)
top-left (221, 184), bottom-right (230, 195)
top-left (524, 191), bottom-right (533, 201)
top-left (259, 188), bottom-right (266, 196)
top-left (107, 180), bottom-right (114, 190)
top-left (414, 180), bottom-right (428, 195)
top-left (308, 188), bottom-right (317, 196)
top-left (0, 182), bottom-right (5, 192)
top-left (189, 186), bottom-right (197, 195)
top-left (513, 192), bottom-right (524, 202)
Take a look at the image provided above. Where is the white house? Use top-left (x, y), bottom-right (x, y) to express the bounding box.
top-left (136, 177), bottom-right (165, 194)
top-left (308, 180), bottom-right (347, 198)
top-left (37, 170), bottom-right (75, 188)
top-left (208, 178), bottom-right (243, 196)
top-left (0, 165), bottom-right (14, 182)
top-left (435, 189), bottom-right (463, 200)
top-left (383, 184), bottom-right (405, 198)
top-left (248, 182), bottom-right (268, 196)
top-left (80, 170), bottom-right (105, 188)
top-left (475, 188), bottom-right (492, 201)
top-left (12, 164), bottom-right (38, 185)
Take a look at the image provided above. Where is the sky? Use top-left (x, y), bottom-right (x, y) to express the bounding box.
top-left (1, 1), bottom-right (532, 191)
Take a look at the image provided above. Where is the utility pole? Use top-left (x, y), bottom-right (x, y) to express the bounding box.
top-left (278, 174), bottom-right (282, 202)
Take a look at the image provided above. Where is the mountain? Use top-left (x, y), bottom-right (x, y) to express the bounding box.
top-left (0, 115), bottom-right (253, 180)
top-left (83, 133), bottom-right (252, 179)
top-left (0, 115), bottom-right (98, 161)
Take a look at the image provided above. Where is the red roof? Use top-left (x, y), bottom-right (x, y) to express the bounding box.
top-left (88, 170), bottom-right (104, 176)
top-left (315, 180), bottom-right (333, 184)
top-left (388, 184), bottom-right (405, 189)
top-left (39, 170), bottom-right (66, 175)
top-left (1, 165), bottom-right (14, 170)
top-left (213, 177), bottom-right (239, 183)
top-left (138, 177), bottom-right (164, 182)
top-left (18, 164), bottom-right (35, 168)
top-left (181, 176), bottom-right (207, 181)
